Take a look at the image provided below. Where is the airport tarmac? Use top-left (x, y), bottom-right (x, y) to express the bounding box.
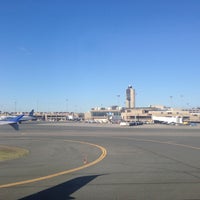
top-left (0, 122), bottom-right (200, 200)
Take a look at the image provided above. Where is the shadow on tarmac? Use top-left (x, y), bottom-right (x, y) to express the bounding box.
top-left (19, 175), bottom-right (101, 200)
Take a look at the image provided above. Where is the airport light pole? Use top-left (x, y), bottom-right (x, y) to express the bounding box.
top-left (117, 95), bottom-right (120, 118)
top-left (180, 95), bottom-right (184, 109)
top-left (170, 96), bottom-right (173, 109)
top-left (66, 98), bottom-right (68, 115)
top-left (14, 100), bottom-right (17, 114)
top-left (36, 100), bottom-right (39, 112)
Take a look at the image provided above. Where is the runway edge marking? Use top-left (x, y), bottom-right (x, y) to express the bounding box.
top-left (0, 140), bottom-right (107, 188)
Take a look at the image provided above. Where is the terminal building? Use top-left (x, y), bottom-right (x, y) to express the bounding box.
top-left (84, 106), bottom-right (123, 123)
top-left (84, 85), bottom-right (200, 124)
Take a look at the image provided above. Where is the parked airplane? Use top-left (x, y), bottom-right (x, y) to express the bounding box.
top-left (152, 116), bottom-right (183, 125)
top-left (20, 109), bottom-right (36, 123)
top-left (0, 115), bottom-right (24, 130)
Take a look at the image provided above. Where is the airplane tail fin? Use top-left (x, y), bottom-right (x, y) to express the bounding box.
top-left (29, 109), bottom-right (34, 116)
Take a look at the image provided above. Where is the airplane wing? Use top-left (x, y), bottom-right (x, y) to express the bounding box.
top-left (0, 115), bottom-right (24, 130)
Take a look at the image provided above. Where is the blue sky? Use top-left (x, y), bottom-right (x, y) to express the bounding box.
top-left (1, 0), bottom-right (200, 112)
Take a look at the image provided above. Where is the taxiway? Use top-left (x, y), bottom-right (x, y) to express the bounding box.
top-left (0, 122), bottom-right (200, 199)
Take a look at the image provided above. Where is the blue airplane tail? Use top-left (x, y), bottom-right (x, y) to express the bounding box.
top-left (29, 109), bottom-right (34, 116)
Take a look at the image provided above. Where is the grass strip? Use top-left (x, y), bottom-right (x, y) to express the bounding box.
top-left (0, 145), bottom-right (29, 162)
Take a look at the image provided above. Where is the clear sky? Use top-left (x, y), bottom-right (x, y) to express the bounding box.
top-left (1, 0), bottom-right (200, 112)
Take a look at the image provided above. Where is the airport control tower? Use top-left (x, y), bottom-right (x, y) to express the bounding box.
top-left (126, 85), bottom-right (135, 109)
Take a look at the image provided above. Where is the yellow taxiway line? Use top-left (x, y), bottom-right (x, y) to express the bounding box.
top-left (0, 140), bottom-right (107, 188)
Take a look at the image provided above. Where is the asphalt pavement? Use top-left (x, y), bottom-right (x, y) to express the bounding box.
top-left (0, 122), bottom-right (200, 200)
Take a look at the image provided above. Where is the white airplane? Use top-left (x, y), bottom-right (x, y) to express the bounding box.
top-left (152, 116), bottom-right (183, 125)
top-left (0, 115), bottom-right (24, 130)
top-left (0, 109), bottom-right (36, 123)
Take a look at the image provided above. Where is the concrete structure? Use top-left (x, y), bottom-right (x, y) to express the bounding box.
top-left (83, 85), bottom-right (200, 124)
top-left (126, 85), bottom-right (135, 109)
top-left (121, 106), bottom-right (200, 123)
top-left (121, 107), bottom-right (155, 122)
top-left (84, 106), bottom-right (123, 123)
